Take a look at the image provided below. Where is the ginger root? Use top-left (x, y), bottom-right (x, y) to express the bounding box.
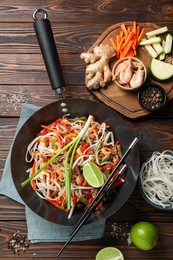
top-left (80, 44), bottom-right (115, 90)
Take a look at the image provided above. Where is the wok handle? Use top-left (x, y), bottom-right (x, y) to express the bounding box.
top-left (33, 9), bottom-right (65, 97)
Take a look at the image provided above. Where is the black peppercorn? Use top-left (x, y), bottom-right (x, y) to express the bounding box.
top-left (138, 84), bottom-right (166, 112)
top-left (7, 231), bottom-right (30, 255)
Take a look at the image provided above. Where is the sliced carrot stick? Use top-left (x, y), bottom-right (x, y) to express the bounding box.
top-left (121, 23), bottom-right (128, 38)
top-left (120, 40), bottom-right (133, 58)
top-left (121, 31), bottom-right (134, 50)
top-left (110, 22), bottom-right (145, 58)
top-left (117, 36), bottom-right (125, 50)
top-left (133, 21), bottom-right (136, 34)
top-left (119, 30), bottom-right (124, 38)
top-left (136, 25), bottom-right (140, 38)
top-left (138, 28), bottom-right (145, 44)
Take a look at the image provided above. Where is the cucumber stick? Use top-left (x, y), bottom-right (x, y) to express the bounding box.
top-left (149, 58), bottom-right (173, 81)
top-left (145, 44), bottom-right (158, 58)
top-left (152, 42), bottom-right (164, 55)
top-left (159, 40), bottom-right (166, 60)
top-left (140, 26), bottom-right (172, 60)
top-left (164, 34), bottom-right (173, 54)
top-left (139, 37), bottom-right (161, 46)
top-left (146, 26), bottom-right (168, 37)
top-left (141, 38), bottom-right (158, 58)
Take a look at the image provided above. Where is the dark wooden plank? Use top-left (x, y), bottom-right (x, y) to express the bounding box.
top-left (0, 85), bottom-right (92, 118)
top-left (127, 118), bottom-right (173, 158)
top-left (0, 23), bottom-right (103, 54)
top-left (0, 53), bottom-right (85, 85)
top-left (0, 23), bottom-right (172, 54)
top-left (0, 0), bottom-right (172, 23)
top-left (0, 23), bottom-right (113, 54)
top-left (0, 196), bottom-right (25, 221)
top-left (0, 220), bottom-right (173, 259)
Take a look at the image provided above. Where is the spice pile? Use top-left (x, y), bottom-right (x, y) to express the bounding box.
top-left (8, 232), bottom-right (30, 255)
top-left (138, 85), bottom-right (166, 111)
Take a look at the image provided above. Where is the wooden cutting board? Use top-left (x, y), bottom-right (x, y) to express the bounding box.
top-left (87, 22), bottom-right (173, 119)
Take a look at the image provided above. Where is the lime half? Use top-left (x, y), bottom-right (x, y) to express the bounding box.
top-left (83, 162), bottom-right (104, 188)
top-left (96, 247), bottom-right (124, 260)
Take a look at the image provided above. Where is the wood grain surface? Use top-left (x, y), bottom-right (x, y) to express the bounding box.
top-left (0, 1), bottom-right (173, 259)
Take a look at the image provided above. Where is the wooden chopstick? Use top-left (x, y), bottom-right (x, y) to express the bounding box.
top-left (57, 137), bottom-right (138, 257)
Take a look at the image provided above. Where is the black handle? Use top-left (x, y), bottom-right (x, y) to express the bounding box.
top-left (33, 9), bottom-right (65, 97)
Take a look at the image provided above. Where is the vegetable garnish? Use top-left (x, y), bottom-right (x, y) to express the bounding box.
top-left (110, 22), bottom-right (145, 58)
top-left (21, 115), bottom-right (124, 216)
top-left (21, 115), bottom-right (93, 211)
top-left (63, 116), bottom-right (93, 210)
top-left (140, 150), bottom-right (173, 209)
top-left (139, 26), bottom-right (173, 60)
top-left (149, 58), bottom-right (173, 81)
top-left (83, 162), bottom-right (104, 188)
top-left (21, 115), bottom-right (93, 189)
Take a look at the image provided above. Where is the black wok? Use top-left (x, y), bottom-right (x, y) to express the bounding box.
top-left (11, 9), bottom-right (140, 226)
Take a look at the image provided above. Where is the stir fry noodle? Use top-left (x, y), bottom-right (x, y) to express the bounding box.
top-left (25, 116), bottom-right (124, 217)
top-left (140, 150), bottom-right (173, 208)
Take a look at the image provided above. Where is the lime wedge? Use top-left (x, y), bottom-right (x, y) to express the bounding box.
top-left (96, 247), bottom-right (124, 260)
top-left (83, 162), bottom-right (104, 188)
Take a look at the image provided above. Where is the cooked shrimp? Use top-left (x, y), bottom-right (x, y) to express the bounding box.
top-left (119, 58), bottom-right (133, 84)
top-left (130, 66), bottom-right (145, 88)
top-left (114, 62), bottom-right (124, 79)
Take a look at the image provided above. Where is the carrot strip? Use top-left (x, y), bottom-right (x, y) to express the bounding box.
top-left (136, 25), bottom-right (140, 38)
top-left (81, 142), bottom-right (90, 152)
top-left (138, 28), bottom-right (145, 43)
top-left (110, 22), bottom-right (145, 58)
top-left (133, 21), bottom-right (136, 34)
top-left (119, 30), bottom-right (124, 38)
top-left (116, 36), bottom-right (125, 56)
top-left (120, 40), bottom-right (133, 58)
top-left (121, 23), bottom-right (128, 37)
top-left (121, 31), bottom-right (134, 50)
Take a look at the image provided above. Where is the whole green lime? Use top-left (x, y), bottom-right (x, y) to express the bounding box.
top-left (130, 221), bottom-right (159, 250)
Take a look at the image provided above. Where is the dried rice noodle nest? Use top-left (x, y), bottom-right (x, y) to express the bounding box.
top-left (139, 150), bottom-right (173, 209)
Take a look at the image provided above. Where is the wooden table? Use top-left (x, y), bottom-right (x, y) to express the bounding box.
top-left (0, 1), bottom-right (172, 259)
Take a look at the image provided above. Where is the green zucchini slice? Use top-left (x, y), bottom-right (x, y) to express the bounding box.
top-left (149, 58), bottom-right (173, 82)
